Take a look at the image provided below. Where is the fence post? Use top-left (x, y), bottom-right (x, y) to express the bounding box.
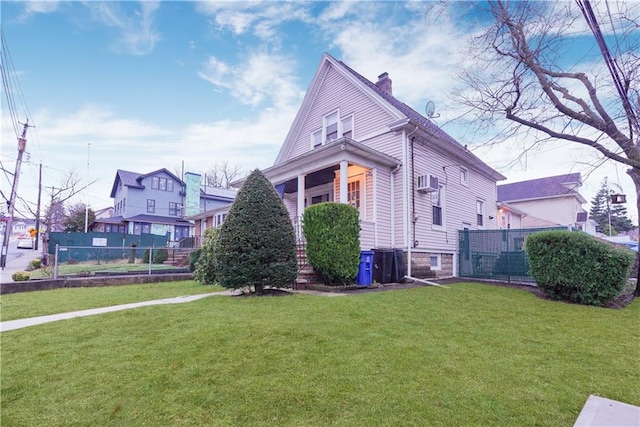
top-left (148, 245), bottom-right (153, 275)
top-left (506, 229), bottom-right (510, 284)
top-left (54, 244), bottom-right (59, 280)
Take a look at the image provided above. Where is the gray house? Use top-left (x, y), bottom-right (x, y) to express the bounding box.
top-left (97, 168), bottom-right (234, 241)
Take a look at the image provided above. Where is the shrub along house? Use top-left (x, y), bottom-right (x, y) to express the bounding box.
top-left (237, 53), bottom-right (505, 278)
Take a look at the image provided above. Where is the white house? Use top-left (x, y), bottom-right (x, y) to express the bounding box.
top-left (242, 53), bottom-right (505, 278)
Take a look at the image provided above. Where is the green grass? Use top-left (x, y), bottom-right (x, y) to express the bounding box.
top-left (28, 259), bottom-right (178, 279)
top-left (1, 283), bottom-right (638, 426)
top-left (0, 280), bottom-right (222, 321)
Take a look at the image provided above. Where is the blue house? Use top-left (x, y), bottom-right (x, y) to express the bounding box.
top-left (96, 168), bottom-right (236, 242)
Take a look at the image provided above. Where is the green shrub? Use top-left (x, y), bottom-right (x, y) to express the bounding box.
top-left (189, 249), bottom-right (202, 273)
top-left (30, 259), bottom-right (42, 269)
top-left (526, 230), bottom-right (634, 306)
top-left (142, 249), bottom-right (151, 263)
top-left (303, 202), bottom-right (360, 285)
top-left (194, 228), bottom-right (219, 285)
top-left (153, 248), bottom-right (169, 264)
top-left (215, 169), bottom-right (297, 293)
top-left (12, 271), bottom-right (30, 281)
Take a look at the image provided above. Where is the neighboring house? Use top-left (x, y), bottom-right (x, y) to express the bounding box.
top-left (497, 173), bottom-right (589, 230)
top-left (103, 168), bottom-right (193, 240)
top-left (237, 53), bottom-right (505, 278)
top-left (94, 206), bottom-right (114, 219)
top-left (96, 169), bottom-right (236, 241)
top-left (496, 202), bottom-right (527, 229)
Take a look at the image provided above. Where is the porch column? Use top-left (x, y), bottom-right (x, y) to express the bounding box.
top-left (297, 174), bottom-right (306, 218)
top-left (339, 160), bottom-right (348, 204)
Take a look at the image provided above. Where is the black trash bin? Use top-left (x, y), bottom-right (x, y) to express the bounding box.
top-left (391, 248), bottom-right (405, 283)
top-left (373, 248), bottom-right (393, 284)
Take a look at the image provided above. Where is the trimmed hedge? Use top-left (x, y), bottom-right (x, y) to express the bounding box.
top-left (12, 271), bottom-right (30, 281)
top-left (214, 169), bottom-right (297, 292)
top-left (526, 230), bottom-right (634, 306)
top-left (303, 202), bottom-right (360, 285)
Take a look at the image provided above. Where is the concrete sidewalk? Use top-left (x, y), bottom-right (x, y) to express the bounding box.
top-left (1, 248), bottom-right (44, 284)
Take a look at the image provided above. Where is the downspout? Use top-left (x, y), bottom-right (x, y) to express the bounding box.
top-left (405, 126), bottom-right (419, 278)
top-left (390, 164), bottom-right (401, 245)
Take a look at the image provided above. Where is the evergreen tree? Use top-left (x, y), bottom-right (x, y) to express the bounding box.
top-left (589, 178), bottom-right (635, 235)
top-left (63, 203), bottom-right (96, 232)
top-left (214, 169), bottom-right (297, 293)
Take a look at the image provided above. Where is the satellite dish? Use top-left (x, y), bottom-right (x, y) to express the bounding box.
top-left (425, 100), bottom-right (440, 118)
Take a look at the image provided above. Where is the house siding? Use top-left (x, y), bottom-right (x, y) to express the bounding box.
top-left (507, 197), bottom-right (582, 226)
top-left (283, 64), bottom-right (397, 162)
top-left (125, 172), bottom-right (182, 219)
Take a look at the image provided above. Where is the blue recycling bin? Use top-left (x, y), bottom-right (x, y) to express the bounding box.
top-left (356, 251), bottom-right (374, 286)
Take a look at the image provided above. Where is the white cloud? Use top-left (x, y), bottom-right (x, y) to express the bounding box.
top-left (89, 1), bottom-right (162, 55)
top-left (198, 52), bottom-right (304, 109)
top-left (24, 1), bottom-right (59, 15)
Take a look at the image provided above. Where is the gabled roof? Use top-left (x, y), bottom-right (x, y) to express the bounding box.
top-left (110, 168), bottom-right (185, 198)
top-left (497, 173), bottom-right (584, 203)
top-left (274, 53), bottom-right (505, 181)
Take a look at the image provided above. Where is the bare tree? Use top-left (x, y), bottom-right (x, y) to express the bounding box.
top-left (204, 161), bottom-right (243, 189)
top-left (456, 0), bottom-right (640, 295)
top-left (34, 172), bottom-right (96, 241)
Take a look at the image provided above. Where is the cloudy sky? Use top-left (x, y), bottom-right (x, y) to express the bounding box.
top-left (2, 1), bottom-right (638, 221)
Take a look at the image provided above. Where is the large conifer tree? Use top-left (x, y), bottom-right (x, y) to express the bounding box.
top-left (589, 179), bottom-right (635, 235)
top-left (214, 169), bottom-right (297, 293)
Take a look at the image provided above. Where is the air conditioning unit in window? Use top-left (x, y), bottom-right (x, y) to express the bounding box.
top-left (416, 174), bottom-right (439, 192)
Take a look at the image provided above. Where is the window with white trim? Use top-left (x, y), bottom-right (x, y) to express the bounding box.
top-left (151, 176), bottom-right (174, 192)
top-left (429, 254), bottom-right (441, 271)
top-left (460, 167), bottom-right (468, 186)
top-left (147, 199), bottom-right (155, 213)
top-left (347, 180), bottom-right (361, 209)
top-left (432, 184), bottom-right (444, 227)
top-left (477, 199), bottom-right (485, 227)
top-left (312, 111), bottom-right (354, 148)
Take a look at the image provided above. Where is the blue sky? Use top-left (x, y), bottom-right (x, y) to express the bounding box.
top-left (2, 1), bottom-right (638, 221)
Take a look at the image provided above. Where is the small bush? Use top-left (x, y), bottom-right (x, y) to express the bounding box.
top-left (526, 230), bottom-right (634, 306)
top-left (142, 249), bottom-right (151, 263)
top-left (153, 248), bottom-right (169, 264)
top-left (194, 227), bottom-right (220, 285)
top-left (12, 271), bottom-right (30, 281)
top-left (303, 202), bottom-right (361, 285)
top-left (189, 249), bottom-right (202, 273)
top-left (67, 258), bottom-right (78, 265)
top-left (30, 259), bottom-right (42, 269)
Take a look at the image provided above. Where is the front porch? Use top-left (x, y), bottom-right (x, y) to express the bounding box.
top-left (261, 138), bottom-right (401, 251)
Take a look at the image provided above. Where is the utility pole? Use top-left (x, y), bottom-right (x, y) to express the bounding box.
top-left (34, 162), bottom-right (42, 251)
top-left (1, 120), bottom-right (31, 270)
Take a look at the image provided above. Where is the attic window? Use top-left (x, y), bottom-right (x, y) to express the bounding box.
top-left (312, 111), bottom-right (354, 148)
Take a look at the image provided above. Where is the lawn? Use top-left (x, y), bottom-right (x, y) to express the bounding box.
top-left (28, 259), bottom-right (179, 279)
top-left (0, 280), bottom-right (222, 321)
top-left (1, 283), bottom-right (638, 426)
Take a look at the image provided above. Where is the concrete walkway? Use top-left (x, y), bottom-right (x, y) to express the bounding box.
top-left (0, 288), bottom-right (346, 332)
top-left (1, 247), bottom-right (44, 284)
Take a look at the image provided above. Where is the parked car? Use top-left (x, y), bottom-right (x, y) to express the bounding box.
top-left (17, 237), bottom-right (33, 249)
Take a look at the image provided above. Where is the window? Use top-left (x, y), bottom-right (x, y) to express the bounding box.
top-left (312, 111), bottom-right (354, 147)
top-left (152, 176), bottom-right (173, 192)
top-left (432, 185), bottom-right (444, 227)
top-left (429, 254), bottom-right (441, 271)
top-left (325, 111), bottom-right (338, 142)
top-left (147, 199), bottom-right (155, 213)
top-left (169, 202), bottom-right (179, 216)
top-left (312, 130), bottom-right (322, 148)
top-left (461, 167), bottom-right (468, 186)
top-left (477, 199), bottom-right (485, 227)
top-left (347, 180), bottom-right (361, 209)
top-left (142, 223), bottom-right (151, 234)
top-left (341, 116), bottom-right (353, 139)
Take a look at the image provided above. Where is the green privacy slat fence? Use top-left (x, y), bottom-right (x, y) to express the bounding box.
top-left (458, 227), bottom-right (568, 284)
top-left (48, 232), bottom-right (169, 261)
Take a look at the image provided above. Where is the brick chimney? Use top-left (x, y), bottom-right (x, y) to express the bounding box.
top-left (375, 72), bottom-right (392, 95)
